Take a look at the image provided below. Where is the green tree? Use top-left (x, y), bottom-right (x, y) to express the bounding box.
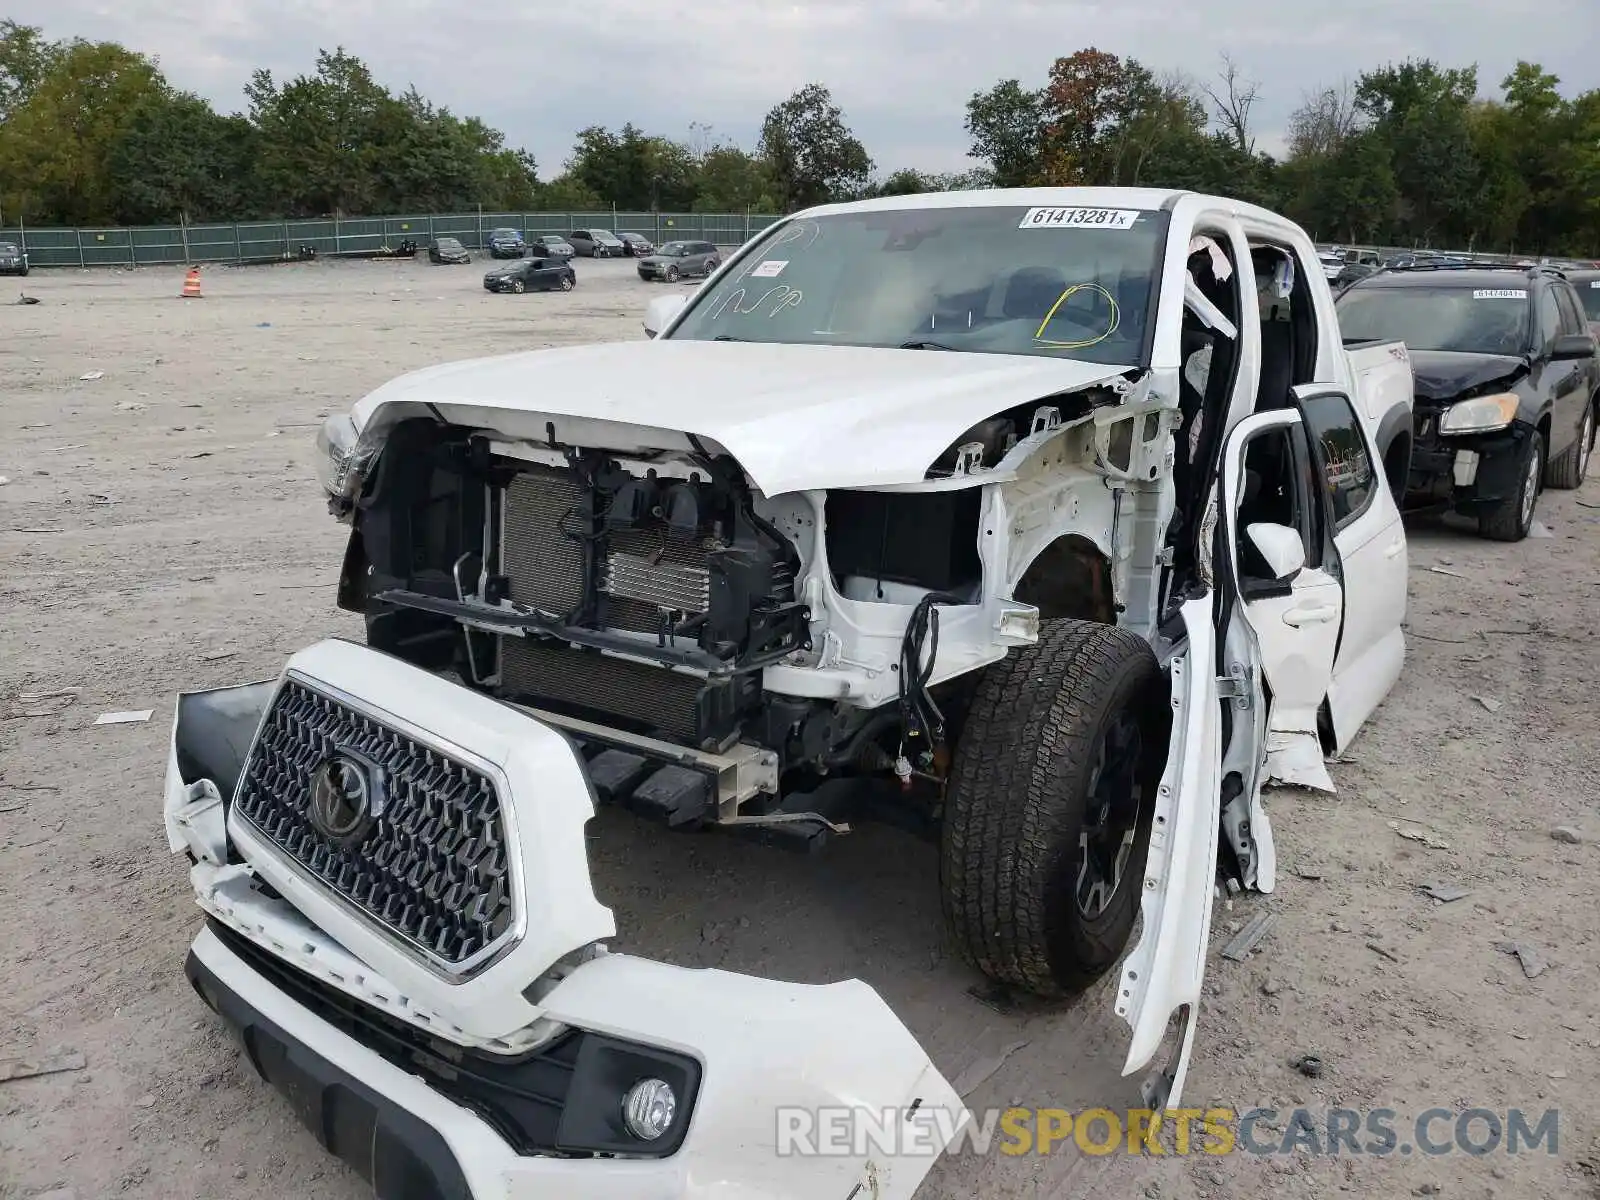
top-left (1355, 60), bottom-right (1480, 244)
top-left (0, 20), bottom-right (60, 123)
top-left (537, 174), bottom-right (603, 211)
top-left (245, 48), bottom-right (398, 216)
top-left (964, 79), bottom-right (1043, 186)
top-left (107, 92), bottom-right (258, 224)
top-left (691, 145), bottom-right (777, 212)
top-left (0, 38), bottom-right (167, 224)
top-left (758, 84), bottom-right (873, 209)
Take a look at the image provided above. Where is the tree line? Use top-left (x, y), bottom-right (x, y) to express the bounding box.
top-left (2, 21), bottom-right (1596, 255)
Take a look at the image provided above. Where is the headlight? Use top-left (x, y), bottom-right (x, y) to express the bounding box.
top-left (1439, 392), bottom-right (1519, 435)
top-left (315, 412), bottom-right (370, 500)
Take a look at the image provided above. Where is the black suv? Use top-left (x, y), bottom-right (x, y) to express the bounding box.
top-left (1336, 265), bottom-right (1599, 540)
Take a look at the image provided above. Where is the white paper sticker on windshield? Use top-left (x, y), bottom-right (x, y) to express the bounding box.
top-left (1019, 207), bottom-right (1140, 230)
top-left (750, 259), bottom-right (787, 277)
top-left (1473, 288), bottom-right (1527, 299)
top-left (1591, 281), bottom-right (1600, 288)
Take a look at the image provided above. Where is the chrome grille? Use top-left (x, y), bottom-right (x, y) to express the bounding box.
top-left (233, 678), bottom-right (515, 972)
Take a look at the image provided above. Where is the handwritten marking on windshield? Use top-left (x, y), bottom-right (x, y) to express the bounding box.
top-left (1034, 283), bottom-right (1121, 350)
top-left (710, 285), bottom-right (803, 321)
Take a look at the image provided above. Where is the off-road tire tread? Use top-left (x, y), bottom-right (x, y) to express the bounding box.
top-left (940, 619), bottom-right (1160, 998)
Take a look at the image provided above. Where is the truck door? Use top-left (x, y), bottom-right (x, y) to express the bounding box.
top-left (1291, 384), bottom-right (1407, 751)
top-left (1219, 407), bottom-right (1343, 791)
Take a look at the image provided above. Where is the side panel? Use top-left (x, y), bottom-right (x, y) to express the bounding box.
top-left (1344, 341), bottom-right (1414, 435)
top-left (1115, 595), bottom-right (1221, 1111)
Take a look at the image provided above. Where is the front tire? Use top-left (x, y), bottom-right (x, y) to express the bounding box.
top-left (1545, 403), bottom-right (1594, 490)
top-left (666, 265), bottom-right (680, 282)
top-left (560, 275), bottom-right (574, 291)
top-left (510, 279), bottom-right (525, 294)
top-left (940, 619), bottom-right (1163, 998)
top-left (1479, 428), bottom-right (1543, 541)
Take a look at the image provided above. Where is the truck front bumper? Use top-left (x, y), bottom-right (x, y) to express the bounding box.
top-left (166, 640), bottom-right (965, 1200)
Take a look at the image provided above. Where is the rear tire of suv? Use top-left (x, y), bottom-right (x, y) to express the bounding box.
top-left (940, 619), bottom-right (1163, 998)
top-left (1545, 403), bottom-right (1594, 490)
top-left (1479, 428), bottom-right (1543, 541)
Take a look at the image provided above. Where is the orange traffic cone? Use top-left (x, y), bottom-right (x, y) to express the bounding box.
top-left (181, 266), bottom-right (202, 298)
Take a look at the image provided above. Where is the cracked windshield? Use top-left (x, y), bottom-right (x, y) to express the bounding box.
top-left (668, 205), bottom-right (1169, 365)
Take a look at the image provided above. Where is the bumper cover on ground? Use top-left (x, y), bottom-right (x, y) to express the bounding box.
top-left (167, 639), bottom-right (966, 1199)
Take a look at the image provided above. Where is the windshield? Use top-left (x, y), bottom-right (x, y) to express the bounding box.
top-left (592, 230), bottom-right (616, 240)
top-left (0, 242), bottom-right (18, 254)
top-left (658, 242), bottom-right (689, 256)
top-left (1337, 285), bottom-right (1531, 355)
top-left (666, 204), bottom-right (1167, 365)
top-left (1578, 280), bottom-right (1600, 322)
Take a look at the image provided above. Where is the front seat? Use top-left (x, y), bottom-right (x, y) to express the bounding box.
top-left (1001, 267), bottom-right (1069, 324)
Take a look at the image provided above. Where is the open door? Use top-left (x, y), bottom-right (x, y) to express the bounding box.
top-left (1218, 408), bottom-right (1343, 793)
top-left (1116, 596), bottom-right (1222, 1112)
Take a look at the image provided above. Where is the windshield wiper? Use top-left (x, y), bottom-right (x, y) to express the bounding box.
top-left (899, 339), bottom-right (962, 351)
top-left (712, 334), bottom-right (745, 342)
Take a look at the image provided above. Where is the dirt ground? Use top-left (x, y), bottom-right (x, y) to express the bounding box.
top-left (1, 257), bottom-right (1597, 1200)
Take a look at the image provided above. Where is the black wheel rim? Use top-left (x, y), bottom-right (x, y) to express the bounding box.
top-left (1075, 711), bottom-right (1144, 919)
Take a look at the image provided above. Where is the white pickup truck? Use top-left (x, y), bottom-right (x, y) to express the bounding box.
top-left (165, 188), bottom-right (1413, 1200)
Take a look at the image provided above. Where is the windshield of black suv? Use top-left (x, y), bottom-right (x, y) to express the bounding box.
top-left (666, 204), bottom-right (1168, 365)
top-left (0, 242), bottom-right (18, 254)
top-left (1336, 284), bottom-right (1531, 355)
top-left (658, 242), bottom-right (690, 256)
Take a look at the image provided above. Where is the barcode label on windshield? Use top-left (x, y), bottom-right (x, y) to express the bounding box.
top-left (1590, 281), bottom-right (1600, 288)
top-left (1473, 289), bottom-right (1527, 299)
top-left (1019, 207), bottom-right (1140, 230)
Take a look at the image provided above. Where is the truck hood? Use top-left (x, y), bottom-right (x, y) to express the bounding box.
top-left (1408, 350), bottom-right (1527, 402)
top-left (350, 339), bottom-right (1132, 494)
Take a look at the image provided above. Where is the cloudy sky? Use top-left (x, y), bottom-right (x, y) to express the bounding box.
top-left (13, 0), bottom-right (1600, 176)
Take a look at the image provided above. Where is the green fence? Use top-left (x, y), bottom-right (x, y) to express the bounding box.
top-left (5, 211), bottom-right (784, 269)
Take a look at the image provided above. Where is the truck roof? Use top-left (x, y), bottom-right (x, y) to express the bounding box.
top-left (792, 186), bottom-right (1287, 227)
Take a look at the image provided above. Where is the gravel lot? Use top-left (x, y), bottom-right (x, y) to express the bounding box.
top-left (1, 257), bottom-right (1597, 1200)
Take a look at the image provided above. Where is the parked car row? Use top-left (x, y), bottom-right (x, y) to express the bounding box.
top-left (479, 227), bottom-right (661, 261)
top-left (1335, 261), bottom-right (1598, 541)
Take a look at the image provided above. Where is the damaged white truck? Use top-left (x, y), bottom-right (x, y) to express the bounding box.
top-left (164, 188), bottom-right (1413, 1198)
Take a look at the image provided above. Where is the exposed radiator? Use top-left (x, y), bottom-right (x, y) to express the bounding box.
top-left (499, 638), bottom-right (704, 741)
top-left (499, 466), bottom-right (715, 741)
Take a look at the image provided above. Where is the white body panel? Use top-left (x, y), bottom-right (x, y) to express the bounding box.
top-left (1115, 598), bottom-right (1221, 1110)
top-left (189, 926), bottom-right (964, 1200)
top-left (168, 646), bottom-right (964, 1198)
top-left (349, 339), bottom-right (1129, 496)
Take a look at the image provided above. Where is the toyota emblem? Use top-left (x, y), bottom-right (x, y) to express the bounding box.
top-left (308, 752), bottom-right (383, 847)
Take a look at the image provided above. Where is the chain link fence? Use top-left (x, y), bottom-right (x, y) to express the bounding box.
top-left (4, 211), bottom-right (784, 269)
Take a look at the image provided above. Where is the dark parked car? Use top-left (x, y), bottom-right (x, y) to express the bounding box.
top-left (618, 232), bottom-right (654, 257)
top-left (568, 229), bottom-right (626, 258)
top-left (0, 240), bottom-right (27, 276)
top-left (428, 237), bottom-right (471, 264)
top-left (482, 257), bottom-right (576, 294)
top-left (1336, 264), bottom-right (1599, 540)
top-left (1566, 268), bottom-right (1600, 335)
top-left (486, 228), bottom-right (527, 258)
top-left (528, 234), bottom-right (575, 259)
top-left (636, 240), bottom-right (720, 282)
